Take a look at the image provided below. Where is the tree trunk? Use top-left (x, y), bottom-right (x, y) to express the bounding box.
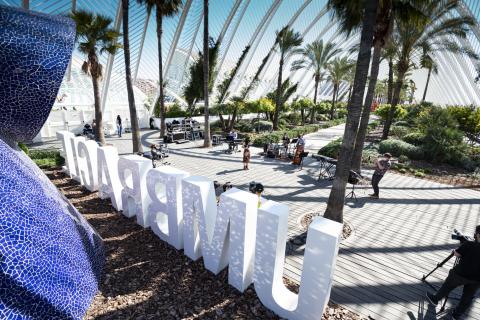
top-left (156, 8), bottom-right (166, 138)
top-left (323, 0), bottom-right (378, 223)
top-left (422, 66), bottom-right (432, 103)
top-left (228, 107), bottom-right (238, 131)
top-left (203, 0), bottom-right (211, 147)
top-left (310, 75), bottom-right (319, 124)
top-left (387, 57), bottom-right (393, 104)
top-left (219, 113), bottom-right (226, 131)
top-left (330, 84), bottom-right (338, 120)
top-left (351, 42), bottom-right (382, 173)
top-left (347, 85), bottom-right (353, 104)
top-left (123, 0), bottom-right (142, 153)
top-left (273, 51), bottom-right (284, 130)
top-left (300, 108), bottom-right (305, 125)
top-left (382, 68), bottom-right (405, 139)
top-left (92, 75), bottom-right (105, 145)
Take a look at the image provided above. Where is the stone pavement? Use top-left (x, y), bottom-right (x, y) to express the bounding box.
top-left (30, 125), bottom-right (480, 320)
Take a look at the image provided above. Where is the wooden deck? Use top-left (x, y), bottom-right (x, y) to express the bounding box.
top-left (164, 133), bottom-right (480, 320)
top-left (34, 126), bottom-right (480, 319)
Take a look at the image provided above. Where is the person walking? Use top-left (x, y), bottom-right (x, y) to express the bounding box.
top-left (116, 115), bottom-right (122, 137)
top-left (369, 153), bottom-right (392, 199)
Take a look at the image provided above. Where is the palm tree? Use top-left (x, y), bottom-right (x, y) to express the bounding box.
top-left (203, 0), bottom-right (211, 147)
top-left (382, 0), bottom-right (477, 139)
top-left (273, 26), bottom-right (302, 130)
top-left (291, 40), bottom-right (340, 123)
top-left (122, 0), bottom-right (142, 153)
top-left (382, 39), bottom-right (398, 104)
top-left (420, 52), bottom-right (438, 103)
top-left (70, 10), bottom-right (121, 146)
top-left (327, 57), bottom-right (353, 120)
top-left (137, 0), bottom-right (182, 139)
top-left (323, 0), bottom-right (378, 223)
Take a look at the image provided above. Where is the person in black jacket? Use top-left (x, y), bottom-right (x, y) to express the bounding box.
top-left (426, 225), bottom-right (480, 319)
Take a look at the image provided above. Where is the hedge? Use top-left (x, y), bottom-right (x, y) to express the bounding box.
top-left (318, 138), bottom-right (342, 158)
top-left (378, 139), bottom-right (424, 160)
top-left (402, 132), bottom-right (426, 146)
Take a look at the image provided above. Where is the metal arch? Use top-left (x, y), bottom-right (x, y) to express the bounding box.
top-left (216, 0), bottom-right (251, 81)
top-left (163, 0), bottom-right (193, 78)
top-left (430, 69), bottom-right (455, 105)
top-left (284, 22), bottom-right (341, 98)
top-left (455, 37), bottom-right (480, 103)
top-left (257, 0), bottom-right (315, 81)
top-left (438, 47), bottom-right (475, 104)
top-left (100, 0), bottom-right (122, 114)
top-left (261, 17), bottom-right (337, 98)
top-left (258, 5), bottom-right (330, 98)
top-left (227, 0), bottom-right (283, 96)
top-left (177, 7), bottom-right (203, 90)
top-left (457, 1), bottom-right (480, 44)
top-left (66, 0), bottom-right (77, 82)
top-left (134, 10), bottom-right (150, 81)
top-left (434, 51), bottom-right (470, 105)
top-left (217, 0), bottom-right (243, 45)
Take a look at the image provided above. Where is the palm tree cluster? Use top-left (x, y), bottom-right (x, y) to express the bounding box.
top-left (323, 0), bottom-right (477, 223)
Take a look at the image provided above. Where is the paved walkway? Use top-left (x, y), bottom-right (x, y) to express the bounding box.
top-left (30, 125), bottom-right (480, 320)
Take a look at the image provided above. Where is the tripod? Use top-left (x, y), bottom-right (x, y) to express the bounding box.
top-left (421, 252), bottom-right (459, 312)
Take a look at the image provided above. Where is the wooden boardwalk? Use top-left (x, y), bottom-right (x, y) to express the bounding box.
top-left (163, 137), bottom-right (480, 320)
top-left (33, 126), bottom-right (480, 319)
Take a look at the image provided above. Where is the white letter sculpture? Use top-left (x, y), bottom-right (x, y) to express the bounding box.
top-left (118, 155), bottom-right (151, 227)
top-left (147, 166), bottom-right (189, 249)
top-left (77, 140), bottom-right (98, 191)
top-left (69, 135), bottom-right (86, 184)
top-left (97, 146), bottom-right (123, 211)
top-left (56, 130), bottom-right (75, 177)
top-left (182, 176), bottom-right (258, 292)
top-left (254, 201), bottom-right (342, 320)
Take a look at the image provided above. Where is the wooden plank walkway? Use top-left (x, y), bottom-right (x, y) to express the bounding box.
top-left (32, 126), bottom-right (480, 319)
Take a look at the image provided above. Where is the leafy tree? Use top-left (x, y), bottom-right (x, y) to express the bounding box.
top-left (122, 0), bottom-right (142, 152)
top-left (273, 26), bottom-right (303, 130)
top-left (327, 57), bottom-right (353, 120)
top-left (382, 0), bottom-right (477, 139)
top-left (291, 98), bottom-right (314, 125)
top-left (70, 10), bottom-right (122, 145)
top-left (137, 0), bottom-right (182, 138)
top-left (267, 78), bottom-right (299, 123)
top-left (291, 40), bottom-right (340, 123)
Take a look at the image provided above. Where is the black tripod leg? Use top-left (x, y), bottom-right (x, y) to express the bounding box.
top-left (440, 296), bottom-right (448, 312)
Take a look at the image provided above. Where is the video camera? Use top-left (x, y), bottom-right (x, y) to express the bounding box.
top-left (451, 229), bottom-right (474, 243)
top-left (249, 181), bottom-right (264, 194)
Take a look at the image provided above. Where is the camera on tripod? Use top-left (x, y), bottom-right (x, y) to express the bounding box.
top-left (451, 228), bottom-right (474, 243)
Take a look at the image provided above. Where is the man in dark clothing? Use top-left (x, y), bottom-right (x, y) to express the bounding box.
top-left (426, 225), bottom-right (480, 319)
top-left (369, 153), bottom-right (392, 199)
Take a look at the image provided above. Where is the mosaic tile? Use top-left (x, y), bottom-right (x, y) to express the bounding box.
top-left (0, 5), bottom-right (104, 319)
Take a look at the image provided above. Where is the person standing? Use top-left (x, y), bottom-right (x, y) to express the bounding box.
top-left (292, 134), bottom-right (305, 165)
top-left (116, 115), bottom-right (122, 137)
top-left (243, 145), bottom-right (251, 170)
top-left (426, 226), bottom-right (480, 319)
top-left (369, 153), bottom-right (392, 199)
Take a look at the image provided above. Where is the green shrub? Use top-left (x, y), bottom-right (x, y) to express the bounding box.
top-left (29, 149), bottom-right (64, 169)
top-left (256, 121), bottom-right (273, 132)
top-left (252, 132), bottom-right (282, 147)
top-left (378, 139), bottom-right (424, 160)
top-left (18, 142), bottom-right (29, 154)
top-left (165, 103), bottom-right (187, 118)
top-left (362, 148), bottom-right (380, 165)
top-left (399, 168), bottom-right (407, 174)
top-left (402, 132), bottom-right (426, 146)
top-left (414, 171), bottom-right (425, 178)
top-left (284, 112), bottom-right (301, 125)
top-left (398, 155), bottom-right (409, 163)
top-left (391, 125), bottom-right (409, 139)
top-left (235, 120), bottom-right (254, 133)
top-left (367, 120), bottom-right (380, 132)
top-left (374, 104), bottom-right (408, 122)
top-left (318, 138), bottom-right (342, 158)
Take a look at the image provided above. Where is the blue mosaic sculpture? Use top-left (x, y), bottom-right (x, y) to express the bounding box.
top-left (0, 5), bottom-right (104, 319)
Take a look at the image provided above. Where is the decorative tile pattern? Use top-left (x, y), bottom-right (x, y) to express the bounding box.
top-left (0, 5), bottom-right (75, 143)
top-left (0, 5), bottom-right (104, 319)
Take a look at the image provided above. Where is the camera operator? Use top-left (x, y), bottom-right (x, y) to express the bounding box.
top-left (426, 225), bottom-right (480, 319)
top-left (369, 153), bottom-right (392, 199)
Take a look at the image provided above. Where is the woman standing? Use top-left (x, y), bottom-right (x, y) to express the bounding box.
top-left (292, 134), bottom-right (305, 165)
top-left (243, 145), bottom-right (251, 170)
top-left (116, 115), bottom-right (122, 137)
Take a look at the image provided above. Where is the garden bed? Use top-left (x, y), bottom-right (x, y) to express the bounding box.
top-left (46, 168), bottom-right (366, 320)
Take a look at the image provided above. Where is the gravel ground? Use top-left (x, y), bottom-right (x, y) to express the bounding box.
top-left (46, 168), bottom-right (366, 320)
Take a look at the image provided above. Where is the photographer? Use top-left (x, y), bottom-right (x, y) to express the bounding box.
top-left (426, 225), bottom-right (480, 319)
top-left (369, 153), bottom-right (392, 199)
